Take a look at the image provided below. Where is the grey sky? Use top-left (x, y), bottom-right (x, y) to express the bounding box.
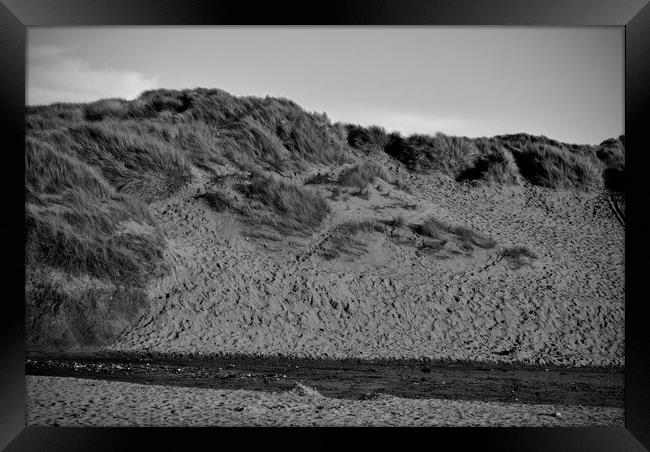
top-left (27, 27), bottom-right (623, 144)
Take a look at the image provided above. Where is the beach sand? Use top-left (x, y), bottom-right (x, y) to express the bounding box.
top-left (26, 375), bottom-right (623, 427)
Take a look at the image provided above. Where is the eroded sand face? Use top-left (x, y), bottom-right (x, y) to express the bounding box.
top-left (26, 376), bottom-right (623, 427)
top-left (109, 164), bottom-right (624, 368)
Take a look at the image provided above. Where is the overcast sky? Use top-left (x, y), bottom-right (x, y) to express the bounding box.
top-left (27, 27), bottom-right (623, 144)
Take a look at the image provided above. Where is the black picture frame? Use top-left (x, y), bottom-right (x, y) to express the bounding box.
top-left (2, 0), bottom-right (649, 450)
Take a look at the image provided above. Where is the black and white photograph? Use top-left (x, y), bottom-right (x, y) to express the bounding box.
top-left (24, 26), bottom-right (625, 427)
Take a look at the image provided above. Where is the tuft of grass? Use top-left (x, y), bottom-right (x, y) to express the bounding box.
top-left (392, 178), bottom-right (413, 194)
top-left (322, 220), bottom-right (385, 260)
top-left (495, 133), bottom-right (621, 190)
top-left (196, 190), bottom-right (233, 212)
top-left (345, 124), bottom-right (391, 154)
top-left (25, 198), bottom-right (167, 285)
top-left (337, 161), bottom-right (390, 192)
top-left (304, 172), bottom-right (333, 185)
top-left (384, 132), bottom-right (478, 176)
top-left (236, 174), bottom-right (330, 234)
top-left (25, 137), bottom-right (113, 202)
top-left (413, 216), bottom-right (497, 250)
top-left (44, 122), bottom-right (193, 201)
top-left (597, 137), bottom-right (625, 191)
top-left (388, 215), bottom-right (405, 228)
top-left (457, 140), bottom-right (520, 184)
top-left (511, 143), bottom-right (601, 189)
top-left (26, 103), bottom-right (84, 132)
top-left (413, 217), bottom-right (449, 240)
top-left (500, 246), bottom-right (537, 269)
top-left (346, 126), bottom-right (493, 178)
top-left (217, 117), bottom-right (291, 172)
top-left (84, 98), bottom-right (131, 121)
top-left (83, 90), bottom-right (191, 121)
top-left (452, 225), bottom-right (498, 249)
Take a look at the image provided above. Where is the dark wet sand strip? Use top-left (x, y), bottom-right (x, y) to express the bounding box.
top-left (26, 352), bottom-right (623, 408)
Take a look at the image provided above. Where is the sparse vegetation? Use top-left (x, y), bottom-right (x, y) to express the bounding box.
top-left (500, 246), bottom-right (538, 269)
top-left (322, 220), bottom-right (385, 260)
top-left (392, 178), bottom-right (413, 194)
top-left (337, 161), bottom-right (390, 193)
top-left (236, 174), bottom-right (330, 234)
top-left (413, 216), bottom-right (497, 250)
top-left (388, 215), bottom-right (405, 228)
top-left (413, 217), bottom-right (450, 240)
top-left (196, 190), bottom-right (232, 212)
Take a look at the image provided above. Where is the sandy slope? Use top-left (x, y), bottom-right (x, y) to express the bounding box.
top-left (109, 163), bottom-right (624, 368)
top-left (26, 376), bottom-right (623, 427)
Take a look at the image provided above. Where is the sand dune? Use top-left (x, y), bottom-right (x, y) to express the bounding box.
top-left (108, 161), bottom-right (624, 368)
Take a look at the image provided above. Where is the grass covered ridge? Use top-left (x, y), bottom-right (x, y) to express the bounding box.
top-left (345, 124), bottom-right (624, 190)
top-left (28, 88), bottom-right (352, 174)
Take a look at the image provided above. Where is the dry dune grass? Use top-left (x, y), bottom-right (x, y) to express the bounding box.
top-left (25, 137), bottom-right (168, 349)
top-left (457, 140), bottom-right (520, 185)
top-left (337, 161), bottom-right (391, 192)
top-left (322, 220), bottom-right (386, 260)
top-left (499, 246), bottom-right (538, 270)
top-left (413, 216), bottom-right (497, 252)
top-left (344, 124), bottom-right (624, 191)
top-left (235, 175), bottom-right (330, 234)
top-left (344, 124), bottom-right (392, 154)
top-left (25, 137), bottom-right (166, 285)
top-left (511, 144), bottom-right (601, 189)
top-left (392, 133), bottom-right (479, 175)
top-left (42, 122), bottom-right (193, 201)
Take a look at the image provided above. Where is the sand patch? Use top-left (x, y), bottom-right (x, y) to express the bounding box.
top-left (26, 376), bottom-right (623, 427)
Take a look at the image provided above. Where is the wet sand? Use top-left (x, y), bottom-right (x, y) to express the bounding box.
top-left (25, 353), bottom-right (623, 408)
